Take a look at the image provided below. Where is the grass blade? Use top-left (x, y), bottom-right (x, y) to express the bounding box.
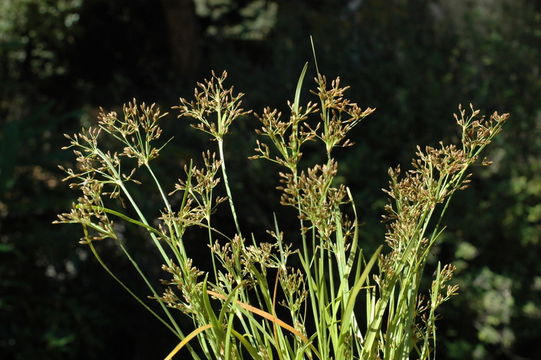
top-left (293, 62), bottom-right (309, 114)
top-left (340, 245), bottom-right (382, 339)
top-left (164, 324), bottom-right (212, 360)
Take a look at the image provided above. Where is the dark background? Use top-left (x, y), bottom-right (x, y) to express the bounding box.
top-left (1, 0), bottom-right (540, 359)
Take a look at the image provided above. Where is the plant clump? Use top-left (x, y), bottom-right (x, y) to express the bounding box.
top-left (56, 66), bottom-right (508, 360)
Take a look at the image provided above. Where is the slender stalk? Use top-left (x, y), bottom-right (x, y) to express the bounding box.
top-left (90, 151), bottom-right (190, 351)
top-left (117, 180), bottom-right (172, 265)
top-left (87, 237), bottom-right (179, 337)
top-left (145, 163), bottom-right (187, 262)
top-left (206, 215), bottom-right (218, 281)
top-left (218, 139), bottom-right (242, 236)
top-left (95, 148), bottom-right (172, 267)
top-left (115, 237), bottom-right (184, 337)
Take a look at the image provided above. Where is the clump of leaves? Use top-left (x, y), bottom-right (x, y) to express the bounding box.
top-left (56, 65), bottom-right (508, 360)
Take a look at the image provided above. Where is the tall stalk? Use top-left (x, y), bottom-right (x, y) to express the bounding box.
top-left (218, 139), bottom-right (242, 236)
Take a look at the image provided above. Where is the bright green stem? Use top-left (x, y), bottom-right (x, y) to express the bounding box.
top-left (118, 181), bottom-right (172, 267)
top-left (218, 139), bottom-right (242, 236)
top-left (115, 237), bottom-right (184, 338)
top-left (206, 215), bottom-right (218, 281)
top-left (87, 239), bottom-right (179, 336)
top-left (87, 235), bottom-right (201, 360)
top-left (145, 163), bottom-right (187, 262)
top-left (96, 149), bottom-right (172, 267)
top-left (146, 163), bottom-right (172, 212)
top-left (87, 153), bottom-right (187, 348)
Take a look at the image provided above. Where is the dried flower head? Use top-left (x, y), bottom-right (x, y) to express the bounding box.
top-left (54, 177), bottom-right (117, 244)
top-left (160, 260), bottom-right (205, 316)
top-left (279, 160), bottom-right (348, 240)
top-left (455, 103), bottom-right (509, 157)
top-left (251, 101), bottom-right (318, 171)
top-left (311, 74), bottom-right (375, 155)
top-left (175, 71), bottom-right (251, 140)
top-left (98, 99), bottom-right (168, 166)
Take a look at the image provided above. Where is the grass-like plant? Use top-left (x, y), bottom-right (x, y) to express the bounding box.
top-left (56, 66), bottom-right (508, 360)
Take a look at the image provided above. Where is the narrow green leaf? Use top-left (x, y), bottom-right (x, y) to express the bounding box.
top-left (87, 240), bottom-right (178, 336)
top-left (224, 310), bottom-right (236, 360)
top-left (164, 324), bottom-right (212, 360)
top-left (310, 35), bottom-right (320, 74)
top-left (90, 205), bottom-right (165, 238)
top-left (340, 245), bottom-right (382, 338)
top-left (230, 329), bottom-right (261, 359)
top-left (202, 277), bottom-right (223, 341)
top-left (293, 62), bottom-right (309, 114)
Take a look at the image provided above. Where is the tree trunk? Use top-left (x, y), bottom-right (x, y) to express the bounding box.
top-left (160, 0), bottom-right (201, 79)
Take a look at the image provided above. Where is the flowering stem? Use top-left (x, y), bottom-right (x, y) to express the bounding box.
top-left (218, 139), bottom-right (242, 236)
top-left (145, 163), bottom-right (187, 263)
top-left (95, 149), bottom-right (172, 267)
top-left (86, 237), bottom-right (181, 337)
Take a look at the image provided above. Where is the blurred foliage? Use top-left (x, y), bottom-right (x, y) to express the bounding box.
top-left (1, 0), bottom-right (540, 359)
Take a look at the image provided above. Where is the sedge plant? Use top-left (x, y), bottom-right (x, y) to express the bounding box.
top-left (56, 66), bottom-right (508, 360)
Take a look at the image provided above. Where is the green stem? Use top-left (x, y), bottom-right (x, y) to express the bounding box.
top-left (206, 214), bottom-right (218, 281)
top-left (85, 231), bottom-right (201, 360)
top-left (218, 139), bottom-right (242, 236)
top-left (145, 163), bottom-right (187, 262)
top-left (115, 237), bottom-right (183, 337)
top-left (95, 149), bottom-right (172, 267)
top-left (119, 181), bottom-right (172, 266)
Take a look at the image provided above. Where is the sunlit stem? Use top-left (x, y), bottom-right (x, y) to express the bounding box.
top-left (86, 239), bottom-right (180, 337)
top-left (95, 149), bottom-right (171, 267)
top-left (145, 163), bottom-right (187, 262)
top-left (115, 236), bottom-right (184, 338)
top-left (206, 214), bottom-right (218, 281)
top-left (218, 138), bottom-right (242, 236)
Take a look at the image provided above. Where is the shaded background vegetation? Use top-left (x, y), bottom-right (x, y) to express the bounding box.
top-left (1, 0), bottom-right (540, 359)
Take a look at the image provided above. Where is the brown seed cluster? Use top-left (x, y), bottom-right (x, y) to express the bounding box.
top-left (175, 71), bottom-right (251, 140)
top-left (252, 74), bottom-right (373, 247)
top-left (311, 75), bottom-right (375, 155)
top-left (382, 105), bottom-right (508, 260)
top-left (98, 100), bottom-right (167, 166)
top-left (161, 260), bottom-right (205, 316)
top-left (251, 102), bottom-right (318, 170)
top-left (279, 160), bottom-right (348, 240)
